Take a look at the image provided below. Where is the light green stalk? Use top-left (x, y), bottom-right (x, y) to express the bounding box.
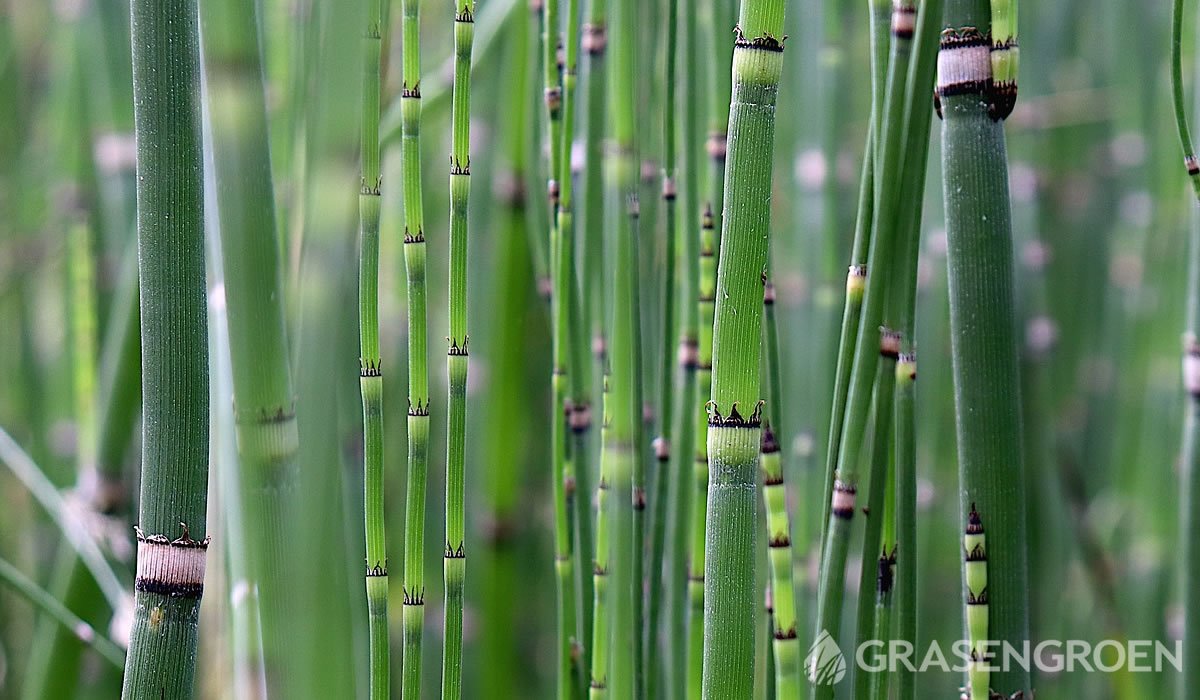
top-left (702, 1), bottom-right (787, 695)
top-left (401, 0), bottom-right (432, 693)
top-left (963, 506), bottom-right (989, 700)
top-left (760, 278), bottom-right (800, 699)
top-left (442, 2), bottom-right (475, 697)
top-left (122, 0), bottom-right (210, 697)
top-left (938, 1), bottom-right (1031, 694)
top-left (543, 0), bottom-right (580, 695)
top-left (581, 0), bottom-right (609, 369)
top-left (814, 2), bottom-right (913, 684)
top-left (354, 0), bottom-right (389, 695)
top-left (200, 0), bottom-right (304, 691)
top-left (1171, 0), bottom-right (1200, 692)
top-left (687, 204), bottom-right (716, 700)
top-left (600, 0), bottom-right (641, 696)
top-left (988, 0), bottom-right (1018, 119)
top-left (0, 556), bottom-right (125, 669)
top-left (590, 370), bottom-right (613, 700)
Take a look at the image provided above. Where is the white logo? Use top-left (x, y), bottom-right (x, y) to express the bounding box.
top-left (805, 629), bottom-right (847, 685)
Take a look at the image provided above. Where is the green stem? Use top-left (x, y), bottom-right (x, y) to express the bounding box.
top-left (442, 2), bottom-right (475, 698)
top-left (122, 0), bottom-right (210, 696)
top-left (401, 0), bottom-right (431, 693)
top-left (702, 1), bottom-right (787, 696)
top-left (938, 1), bottom-right (1031, 694)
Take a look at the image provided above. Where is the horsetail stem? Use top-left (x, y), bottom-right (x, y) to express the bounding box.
top-left (442, 1), bottom-right (475, 697)
top-left (687, 203), bottom-right (717, 699)
top-left (589, 374), bottom-right (613, 700)
top-left (401, 0), bottom-right (432, 693)
top-left (938, 1), bottom-right (1031, 694)
top-left (761, 276), bottom-right (801, 698)
top-left (646, 3), bottom-right (680, 693)
top-left (701, 1), bottom-right (787, 695)
top-left (987, 0), bottom-right (1018, 119)
top-left (963, 505), bottom-right (990, 700)
top-left (664, 0), bottom-right (702, 693)
top-left (582, 0), bottom-right (609, 370)
top-left (353, 0), bottom-right (389, 696)
top-left (599, 0), bottom-right (642, 693)
top-left (122, 0), bottom-right (210, 696)
top-left (200, 0), bottom-right (304, 689)
top-left (815, 0), bottom-right (914, 686)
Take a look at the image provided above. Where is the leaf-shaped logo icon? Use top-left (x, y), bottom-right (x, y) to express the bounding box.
top-left (805, 629), bottom-right (847, 685)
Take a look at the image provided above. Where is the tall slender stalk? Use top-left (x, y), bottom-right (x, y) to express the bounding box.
top-left (761, 277), bottom-right (801, 697)
top-left (581, 0), bottom-right (608, 371)
top-left (400, 0), bottom-right (432, 692)
top-left (892, 1), bottom-right (942, 696)
top-left (122, 0), bottom-right (210, 696)
top-left (938, 0), bottom-right (1030, 695)
top-left (355, 0), bottom-right (390, 695)
top-left (1171, 0), bottom-right (1200, 691)
top-left (665, 0), bottom-right (701, 693)
top-left (702, 0), bottom-right (787, 695)
top-left (201, 0), bottom-right (304, 691)
top-left (646, 3), bottom-right (679, 694)
top-left (963, 506), bottom-right (989, 700)
top-left (814, 0), bottom-right (914, 680)
top-left (442, 1), bottom-right (475, 697)
top-left (600, 0), bottom-right (641, 695)
top-left (589, 369), bottom-right (613, 700)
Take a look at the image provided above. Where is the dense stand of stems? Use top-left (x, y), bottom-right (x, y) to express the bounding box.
top-left (201, 0), bottom-right (303, 691)
top-left (938, 0), bottom-right (1030, 695)
top-left (1171, 0), bottom-right (1200, 692)
top-left (701, 0), bottom-right (787, 696)
top-left (442, 2), bottom-right (475, 697)
top-left (761, 278), bottom-right (800, 696)
top-left (122, 0), bottom-right (211, 697)
top-left (400, 0), bottom-right (432, 693)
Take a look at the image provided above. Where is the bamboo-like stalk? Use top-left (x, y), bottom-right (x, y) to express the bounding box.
top-left (442, 1), bottom-right (475, 697)
top-left (599, 0), bottom-right (641, 694)
top-left (813, 0), bottom-right (914, 681)
top-left (646, 3), bottom-right (679, 694)
top-left (701, 1), bottom-right (787, 695)
top-left (400, 0), bottom-right (432, 692)
top-left (988, 0), bottom-right (1018, 120)
top-left (200, 0), bottom-right (304, 691)
top-left (589, 370), bottom-right (613, 700)
top-left (760, 277), bottom-right (801, 697)
top-left (891, 1), bottom-right (941, 696)
top-left (938, 0), bottom-right (1030, 694)
top-left (354, 0), bottom-right (389, 695)
top-left (1171, 0), bottom-right (1200, 691)
top-left (0, 556), bottom-right (125, 669)
top-left (122, 0), bottom-right (210, 696)
top-left (963, 506), bottom-right (989, 700)
top-left (687, 204), bottom-right (717, 700)
top-left (581, 0), bottom-right (609, 370)
top-left (665, 0), bottom-right (701, 693)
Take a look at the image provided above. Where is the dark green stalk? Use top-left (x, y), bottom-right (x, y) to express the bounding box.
top-left (1172, 0), bottom-right (1200, 692)
top-left (401, 0), bottom-right (432, 692)
top-left (442, 1), bottom-right (475, 697)
top-left (938, 0), bottom-right (1030, 694)
top-left (581, 0), bottom-right (608, 367)
top-left (761, 278), bottom-right (801, 698)
top-left (200, 0), bottom-right (304, 691)
top-left (665, 0), bottom-right (701, 694)
top-left (122, 0), bottom-right (210, 696)
top-left (646, 3), bottom-right (679, 694)
top-left (0, 556), bottom-right (125, 669)
top-left (701, 1), bottom-right (787, 695)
